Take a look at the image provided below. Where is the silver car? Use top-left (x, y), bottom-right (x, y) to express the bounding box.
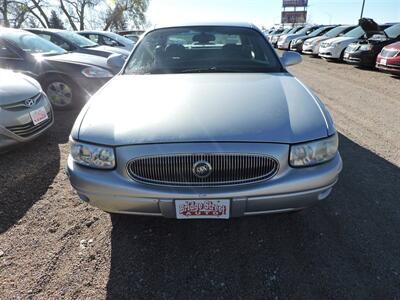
top-left (0, 69), bottom-right (53, 152)
top-left (67, 23), bottom-right (342, 219)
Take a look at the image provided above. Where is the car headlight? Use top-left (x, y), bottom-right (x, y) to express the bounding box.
top-left (294, 39), bottom-right (303, 45)
top-left (290, 134), bottom-right (339, 167)
top-left (81, 66), bottom-right (113, 78)
top-left (70, 140), bottom-right (115, 169)
top-left (359, 44), bottom-right (373, 51)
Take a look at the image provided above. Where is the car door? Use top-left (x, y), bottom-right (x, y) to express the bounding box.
top-left (38, 33), bottom-right (74, 52)
top-left (0, 39), bottom-right (37, 77)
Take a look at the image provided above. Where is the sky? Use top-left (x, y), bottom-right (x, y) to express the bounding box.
top-left (146, 0), bottom-right (400, 29)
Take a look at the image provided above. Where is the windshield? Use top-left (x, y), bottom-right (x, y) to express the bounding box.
top-left (288, 26), bottom-right (302, 34)
top-left (57, 31), bottom-right (98, 48)
top-left (384, 24), bottom-right (400, 38)
top-left (296, 27), bottom-right (313, 35)
top-left (307, 26), bottom-right (331, 38)
top-left (272, 28), bottom-right (284, 35)
top-left (4, 31), bottom-right (66, 56)
top-left (325, 26), bottom-right (348, 38)
top-left (343, 26), bottom-right (365, 38)
top-left (105, 32), bottom-right (134, 45)
top-left (124, 26), bottom-right (283, 75)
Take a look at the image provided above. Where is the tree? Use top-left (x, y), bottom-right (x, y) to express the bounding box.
top-left (103, 0), bottom-right (149, 31)
top-left (49, 9), bottom-right (64, 29)
top-left (28, 0), bottom-right (50, 27)
top-left (0, 0), bottom-right (31, 28)
top-left (59, 0), bottom-right (100, 30)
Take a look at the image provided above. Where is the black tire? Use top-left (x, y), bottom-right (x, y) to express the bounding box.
top-left (41, 75), bottom-right (83, 111)
top-left (339, 49), bottom-right (346, 62)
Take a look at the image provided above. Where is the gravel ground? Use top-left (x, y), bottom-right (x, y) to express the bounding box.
top-left (0, 54), bottom-right (399, 299)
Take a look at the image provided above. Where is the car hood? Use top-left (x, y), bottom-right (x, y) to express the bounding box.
top-left (305, 36), bottom-right (328, 44)
top-left (0, 69), bottom-right (41, 105)
top-left (285, 33), bottom-right (304, 40)
top-left (44, 52), bottom-right (112, 71)
top-left (94, 45), bottom-right (130, 56)
top-left (75, 73), bottom-right (332, 146)
top-left (384, 41), bottom-right (400, 50)
top-left (324, 36), bottom-right (357, 45)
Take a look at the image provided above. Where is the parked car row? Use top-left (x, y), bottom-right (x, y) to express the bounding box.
top-left (0, 27), bottom-right (138, 152)
top-left (0, 27), bottom-right (132, 111)
top-left (266, 18), bottom-right (400, 76)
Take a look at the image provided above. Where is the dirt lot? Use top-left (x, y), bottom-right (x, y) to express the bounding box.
top-left (1, 54), bottom-right (399, 299)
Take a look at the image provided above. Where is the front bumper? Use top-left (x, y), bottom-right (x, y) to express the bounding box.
top-left (0, 99), bottom-right (53, 152)
top-left (277, 40), bottom-right (290, 50)
top-left (290, 42), bottom-right (304, 52)
top-left (376, 57), bottom-right (400, 74)
top-left (302, 44), bottom-right (320, 55)
top-left (66, 142), bottom-right (342, 218)
top-left (319, 46), bottom-right (342, 59)
top-left (344, 50), bottom-right (376, 67)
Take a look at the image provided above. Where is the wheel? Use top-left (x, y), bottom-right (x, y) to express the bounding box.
top-left (41, 75), bottom-right (83, 110)
top-left (339, 49), bottom-right (346, 62)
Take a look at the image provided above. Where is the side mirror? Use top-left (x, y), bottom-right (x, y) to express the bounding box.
top-left (107, 53), bottom-right (125, 70)
top-left (105, 40), bottom-right (118, 47)
top-left (281, 51), bottom-right (302, 67)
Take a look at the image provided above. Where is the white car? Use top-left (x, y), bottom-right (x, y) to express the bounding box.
top-left (277, 26), bottom-right (319, 50)
top-left (0, 69), bottom-right (53, 152)
top-left (319, 26), bottom-right (366, 60)
top-left (302, 25), bottom-right (356, 55)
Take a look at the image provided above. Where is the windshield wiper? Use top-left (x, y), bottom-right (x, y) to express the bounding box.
top-left (177, 67), bottom-right (243, 73)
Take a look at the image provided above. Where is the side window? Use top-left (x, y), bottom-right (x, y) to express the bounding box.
top-left (87, 34), bottom-right (99, 43)
top-left (103, 36), bottom-right (120, 46)
top-left (50, 35), bottom-right (71, 51)
top-left (0, 41), bottom-right (20, 59)
top-left (38, 33), bottom-right (52, 41)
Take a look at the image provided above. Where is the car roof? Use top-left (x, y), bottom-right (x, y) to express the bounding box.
top-left (79, 30), bottom-right (113, 34)
top-left (152, 21), bottom-right (258, 30)
top-left (26, 28), bottom-right (66, 33)
top-left (0, 27), bottom-right (30, 36)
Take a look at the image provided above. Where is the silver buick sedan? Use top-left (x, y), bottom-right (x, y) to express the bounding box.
top-left (67, 23), bottom-right (342, 219)
top-left (0, 69), bottom-right (53, 152)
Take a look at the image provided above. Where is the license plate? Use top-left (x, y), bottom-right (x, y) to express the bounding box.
top-left (381, 58), bottom-right (387, 65)
top-left (175, 199), bottom-right (230, 219)
top-left (344, 52), bottom-right (349, 58)
top-left (30, 107), bottom-right (48, 125)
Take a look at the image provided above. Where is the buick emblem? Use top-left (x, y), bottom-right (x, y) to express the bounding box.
top-left (193, 160), bottom-right (212, 178)
top-left (24, 97), bottom-right (36, 107)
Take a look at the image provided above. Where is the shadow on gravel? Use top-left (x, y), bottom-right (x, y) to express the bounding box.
top-left (0, 110), bottom-right (78, 233)
top-left (106, 134), bottom-right (400, 299)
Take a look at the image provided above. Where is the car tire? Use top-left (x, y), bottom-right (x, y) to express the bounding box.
top-left (339, 49), bottom-right (346, 62)
top-left (41, 75), bottom-right (83, 111)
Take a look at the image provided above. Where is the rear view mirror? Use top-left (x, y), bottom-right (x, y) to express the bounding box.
top-left (107, 53), bottom-right (125, 70)
top-left (281, 51), bottom-right (302, 67)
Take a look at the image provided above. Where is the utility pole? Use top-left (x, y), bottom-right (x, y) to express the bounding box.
top-left (360, 0), bottom-right (366, 19)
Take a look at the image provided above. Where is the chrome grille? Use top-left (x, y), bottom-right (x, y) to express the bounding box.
top-left (127, 154), bottom-right (279, 186)
top-left (6, 111), bottom-right (53, 138)
top-left (1, 93), bottom-right (42, 111)
top-left (380, 48), bottom-right (399, 58)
